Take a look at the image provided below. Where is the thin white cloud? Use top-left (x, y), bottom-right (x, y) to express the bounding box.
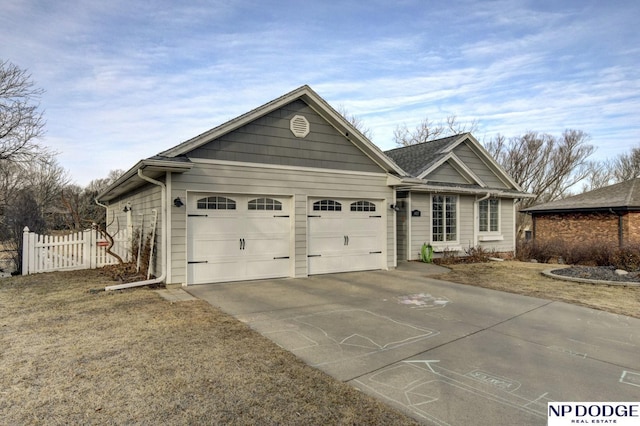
top-left (1, 0), bottom-right (639, 184)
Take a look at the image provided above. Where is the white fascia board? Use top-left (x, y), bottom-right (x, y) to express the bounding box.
top-left (189, 157), bottom-right (389, 178)
top-left (96, 159), bottom-right (193, 202)
top-left (408, 184), bottom-right (529, 198)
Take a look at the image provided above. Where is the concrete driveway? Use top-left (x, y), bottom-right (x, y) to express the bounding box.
top-left (186, 262), bottom-right (640, 425)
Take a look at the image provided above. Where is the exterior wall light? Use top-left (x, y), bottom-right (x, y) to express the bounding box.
top-left (173, 197), bottom-right (184, 207)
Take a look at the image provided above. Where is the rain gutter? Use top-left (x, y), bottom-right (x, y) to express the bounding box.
top-left (105, 168), bottom-right (167, 291)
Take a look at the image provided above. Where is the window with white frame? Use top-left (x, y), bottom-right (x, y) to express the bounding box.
top-left (432, 195), bottom-right (457, 242)
top-left (479, 198), bottom-right (499, 232)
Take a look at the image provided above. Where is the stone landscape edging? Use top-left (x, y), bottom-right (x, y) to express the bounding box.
top-left (542, 268), bottom-right (640, 287)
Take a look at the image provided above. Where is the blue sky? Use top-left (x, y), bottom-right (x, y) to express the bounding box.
top-left (2, 0), bottom-right (639, 185)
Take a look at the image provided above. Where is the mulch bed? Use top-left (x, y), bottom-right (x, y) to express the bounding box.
top-left (551, 265), bottom-right (640, 283)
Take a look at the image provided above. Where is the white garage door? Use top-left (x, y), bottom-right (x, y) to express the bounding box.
top-left (187, 193), bottom-right (291, 284)
top-left (308, 198), bottom-right (384, 275)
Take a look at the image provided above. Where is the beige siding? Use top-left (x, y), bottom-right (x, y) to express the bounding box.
top-left (409, 194), bottom-right (431, 259)
top-left (453, 142), bottom-right (509, 189)
top-left (478, 198), bottom-right (516, 253)
top-left (425, 161), bottom-right (471, 184)
top-left (406, 194), bottom-right (517, 259)
top-left (459, 195), bottom-right (475, 249)
top-left (106, 183), bottom-right (164, 276)
top-left (170, 162), bottom-right (394, 284)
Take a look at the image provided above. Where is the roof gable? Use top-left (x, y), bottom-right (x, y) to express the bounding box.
top-left (385, 133), bottom-right (522, 191)
top-left (160, 85), bottom-right (404, 175)
top-left (186, 99), bottom-right (383, 173)
top-left (524, 179), bottom-right (640, 213)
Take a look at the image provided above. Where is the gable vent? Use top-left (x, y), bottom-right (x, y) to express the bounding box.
top-left (290, 115), bottom-right (310, 138)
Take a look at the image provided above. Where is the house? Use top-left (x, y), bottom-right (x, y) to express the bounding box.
top-left (96, 85), bottom-right (530, 286)
top-left (522, 178), bottom-right (640, 247)
top-left (384, 135), bottom-right (531, 261)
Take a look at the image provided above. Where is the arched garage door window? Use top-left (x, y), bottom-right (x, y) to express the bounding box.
top-left (313, 200), bottom-right (342, 211)
top-left (197, 196), bottom-right (236, 210)
top-left (248, 198), bottom-right (282, 211)
top-left (350, 200), bottom-right (376, 212)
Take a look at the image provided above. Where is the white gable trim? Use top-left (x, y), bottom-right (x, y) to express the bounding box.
top-left (418, 152), bottom-right (487, 187)
top-left (442, 133), bottom-right (523, 191)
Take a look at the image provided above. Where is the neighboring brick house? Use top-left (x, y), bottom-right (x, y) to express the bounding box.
top-left (522, 179), bottom-right (640, 247)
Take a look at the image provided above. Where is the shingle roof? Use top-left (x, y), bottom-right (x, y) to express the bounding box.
top-left (384, 134), bottom-right (462, 177)
top-left (523, 178), bottom-right (640, 213)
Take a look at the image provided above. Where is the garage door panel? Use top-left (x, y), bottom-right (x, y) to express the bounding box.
top-left (308, 253), bottom-right (345, 275)
top-left (191, 238), bottom-right (240, 259)
top-left (244, 215), bottom-right (289, 233)
top-left (244, 257), bottom-right (290, 280)
top-left (308, 198), bottom-right (385, 275)
top-left (344, 252), bottom-right (382, 272)
top-left (244, 233), bottom-right (290, 257)
top-left (346, 235), bottom-right (382, 252)
top-left (187, 194), bottom-right (292, 284)
top-left (189, 260), bottom-right (239, 285)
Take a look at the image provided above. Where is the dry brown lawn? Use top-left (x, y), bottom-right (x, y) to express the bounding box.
top-left (4, 262), bottom-right (637, 424)
top-left (432, 261), bottom-right (640, 319)
top-left (0, 270), bottom-right (418, 425)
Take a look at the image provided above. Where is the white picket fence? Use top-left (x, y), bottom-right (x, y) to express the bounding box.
top-left (22, 227), bottom-right (129, 275)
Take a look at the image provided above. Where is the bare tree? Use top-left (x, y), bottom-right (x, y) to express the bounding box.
top-left (0, 59), bottom-right (47, 163)
top-left (612, 146), bottom-right (640, 182)
top-left (0, 189), bottom-right (46, 273)
top-left (485, 130), bottom-right (595, 235)
top-left (581, 160), bottom-right (615, 192)
top-left (336, 105), bottom-right (372, 139)
top-left (394, 115), bottom-right (479, 147)
top-left (59, 169), bottom-right (125, 230)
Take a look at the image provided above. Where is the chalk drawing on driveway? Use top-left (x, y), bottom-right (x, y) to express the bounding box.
top-left (294, 309), bottom-right (438, 351)
top-left (465, 370), bottom-right (521, 392)
top-left (548, 345), bottom-right (587, 359)
top-left (396, 293), bottom-right (450, 309)
top-left (353, 359), bottom-right (548, 425)
top-left (620, 370), bottom-right (640, 388)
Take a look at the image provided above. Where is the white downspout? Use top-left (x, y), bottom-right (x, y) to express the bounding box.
top-left (474, 193), bottom-right (492, 247)
top-left (105, 168), bottom-right (167, 291)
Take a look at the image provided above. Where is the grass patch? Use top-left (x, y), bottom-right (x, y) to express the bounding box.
top-left (432, 261), bottom-right (640, 319)
top-left (0, 270), bottom-right (418, 425)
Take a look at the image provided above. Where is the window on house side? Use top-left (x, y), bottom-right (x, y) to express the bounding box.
top-left (479, 198), bottom-right (499, 232)
top-left (433, 195), bottom-right (457, 242)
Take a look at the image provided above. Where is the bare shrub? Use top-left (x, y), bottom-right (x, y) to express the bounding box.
top-left (434, 248), bottom-right (459, 265)
top-left (562, 243), bottom-right (615, 266)
top-left (517, 239), bottom-right (640, 271)
top-left (464, 245), bottom-right (493, 263)
top-left (517, 239), bottom-right (558, 263)
top-left (610, 245), bottom-right (640, 271)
